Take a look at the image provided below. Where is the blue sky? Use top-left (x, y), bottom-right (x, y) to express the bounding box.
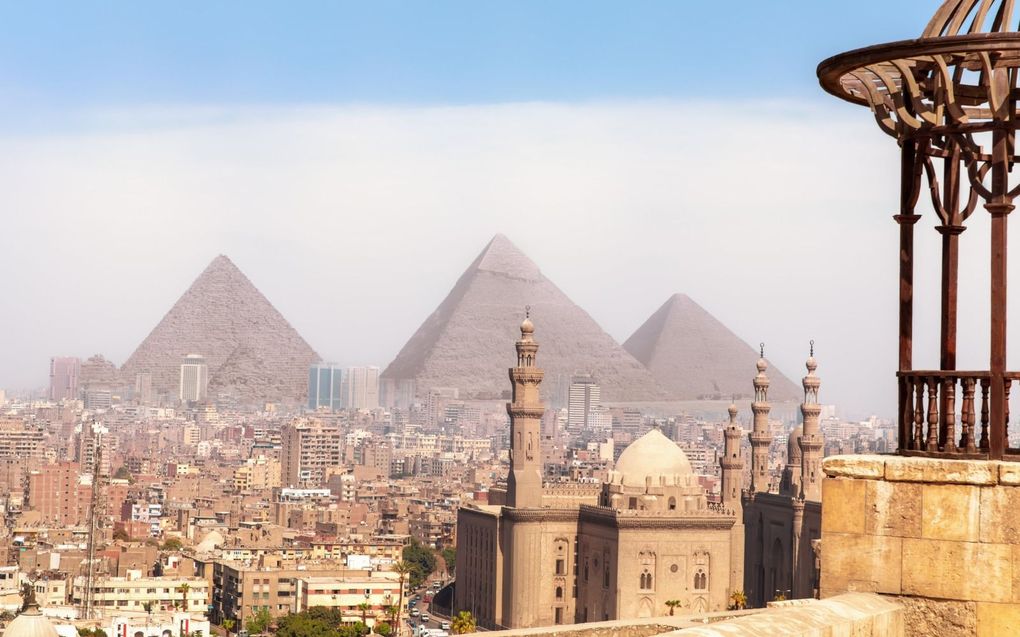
top-left (0, 2), bottom-right (922, 112)
top-left (0, 3), bottom-right (959, 418)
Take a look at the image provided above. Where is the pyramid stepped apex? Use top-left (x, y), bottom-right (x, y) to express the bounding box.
top-left (120, 255), bottom-right (320, 405)
top-left (624, 293), bottom-right (801, 401)
top-left (383, 234), bottom-right (665, 402)
top-left (475, 233), bottom-right (542, 281)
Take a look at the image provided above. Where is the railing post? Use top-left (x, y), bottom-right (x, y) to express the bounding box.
top-left (926, 377), bottom-right (939, 453)
top-left (943, 377), bottom-right (957, 452)
top-left (962, 377), bottom-right (976, 454)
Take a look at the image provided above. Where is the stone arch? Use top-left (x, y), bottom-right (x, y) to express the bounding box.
top-left (693, 596), bottom-right (708, 613)
top-left (638, 597), bottom-right (654, 618)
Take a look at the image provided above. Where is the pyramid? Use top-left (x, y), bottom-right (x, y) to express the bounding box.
top-left (623, 294), bottom-right (801, 401)
top-left (382, 234), bottom-right (665, 402)
top-left (120, 256), bottom-right (320, 405)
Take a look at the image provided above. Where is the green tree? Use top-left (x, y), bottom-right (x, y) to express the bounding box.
top-left (246, 608), bottom-right (272, 635)
top-left (440, 547), bottom-right (456, 576)
top-left (401, 540), bottom-right (437, 590)
top-left (375, 622), bottom-right (391, 637)
top-left (450, 611), bottom-right (476, 635)
top-left (163, 538), bottom-right (184, 552)
top-left (356, 602), bottom-right (371, 626)
top-left (393, 561), bottom-right (411, 633)
top-left (112, 527), bottom-right (130, 542)
top-left (78, 629), bottom-right (109, 637)
top-left (337, 622), bottom-right (368, 637)
top-left (665, 600), bottom-right (682, 616)
top-left (221, 619), bottom-right (235, 636)
top-left (176, 582), bottom-right (191, 612)
top-left (113, 466), bottom-right (133, 482)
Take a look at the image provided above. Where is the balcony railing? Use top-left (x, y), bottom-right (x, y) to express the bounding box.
top-left (897, 371), bottom-right (1020, 458)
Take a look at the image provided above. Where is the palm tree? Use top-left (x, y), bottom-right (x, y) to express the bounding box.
top-left (176, 583), bottom-right (191, 613)
top-left (357, 602), bottom-right (371, 627)
top-left (665, 600), bottom-right (681, 616)
top-left (450, 611), bottom-right (475, 635)
top-left (384, 606), bottom-right (399, 627)
top-left (222, 619), bottom-right (235, 637)
top-left (728, 590), bottom-right (747, 611)
top-left (393, 561), bottom-right (412, 634)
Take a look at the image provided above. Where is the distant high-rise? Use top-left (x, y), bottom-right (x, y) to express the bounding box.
top-left (49, 357), bottom-right (81, 402)
top-left (308, 363), bottom-right (344, 411)
top-left (341, 367), bottom-right (380, 410)
top-left (179, 354), bottom-right (209, 403)
top-left (281, 420), bottom-right (342, 488)
top-left (134, 372), bottom-right (153, 406)
top-left (567, 375), bottom-right (600, 434)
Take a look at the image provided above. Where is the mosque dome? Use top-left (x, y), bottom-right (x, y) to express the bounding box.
top-left (195, 530), bottom-right (224, 553)
top-left (614, 428), bottom-right (693, 487)
top-left (6, 606), bottom-right (58, 637)
top-left (788, 425), bottom-right (804, 462)
top-left (520, 316), bottom-right (534, 335)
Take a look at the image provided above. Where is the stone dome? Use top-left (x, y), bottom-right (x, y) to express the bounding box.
top-left (614, 428), bottom-right (693, 487)
top-left (788, 424), bottom-right (804, 461)
top-left (195, 530), bottom-right (224, 552)
top-left (6, 607), bottom-right (58, 637)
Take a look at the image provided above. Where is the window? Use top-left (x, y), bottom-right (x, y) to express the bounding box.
top-left (694, 570), bottom-right (707, 590)
top-left (555, 559), bottom-right (565, 575)
top-left (668, 497), bottom-right (677, 511)
top-left (554, 608), bottom-right (563, 624)
top-left (640, 570), bottom-right (653, 590)
top-left (555, 586), bottom-right (563, 600)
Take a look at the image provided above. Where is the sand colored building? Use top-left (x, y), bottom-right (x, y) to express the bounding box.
top-left (456, 316), bottom-right (743, 629)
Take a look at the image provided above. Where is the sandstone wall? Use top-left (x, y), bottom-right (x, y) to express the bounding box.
top-left (821, 454), bottom-right (1020, 637)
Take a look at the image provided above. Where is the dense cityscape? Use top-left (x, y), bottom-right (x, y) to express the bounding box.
top-left (9, 1), bottom-right (1020, 636)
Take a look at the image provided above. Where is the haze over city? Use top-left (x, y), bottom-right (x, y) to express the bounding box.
top-left (1, 2), bottom-right (986, 418)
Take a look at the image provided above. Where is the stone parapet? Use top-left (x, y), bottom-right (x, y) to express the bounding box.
top-left (820, 454), bottom-right (1020, 636)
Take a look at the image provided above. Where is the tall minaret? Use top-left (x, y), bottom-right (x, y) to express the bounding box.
top-left (799, 342), bottom-right (823, 502)
top-left (506, 309), bottom-right (545, 509)
top-left (720, 402), bottom-right (744, 514)
top-left (749, 345), bottom-right (773, 494)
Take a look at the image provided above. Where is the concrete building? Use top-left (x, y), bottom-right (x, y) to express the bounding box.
top-left (27, 462), bottom-right (90, 526)
top-left (342, 367), bottom-right (380, 410)
top-left (567, 376), bottom-right (600, 435)
top-left (71, 575), bottom-right (210, 613)
top-left (49, 357), bottom-right (80, 402)
top-left (178, 355), bottom-right (208, 403)
top-left (455, 317), bottom-right (743, 629)
top-left (294, 573), bottom-right (405, 625)
top-left (280, 420), bottom-right (342, 488)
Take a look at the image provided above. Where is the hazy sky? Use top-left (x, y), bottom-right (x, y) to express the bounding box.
top-left (1, 2), bottom-right (1002, 418)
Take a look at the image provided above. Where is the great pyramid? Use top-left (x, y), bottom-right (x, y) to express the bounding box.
top-left (623, 293), bottom-right (801, 401)
top-left (382, 234), bottom-right (666, 402)
top-left (120, 256), bottom-right (320, 405)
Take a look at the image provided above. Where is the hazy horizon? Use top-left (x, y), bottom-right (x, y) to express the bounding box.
top-left (2, 2), bottom-right (1000, 419)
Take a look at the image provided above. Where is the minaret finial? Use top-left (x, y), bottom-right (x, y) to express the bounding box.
top-left (810, 339), bottom-right (814, 357)
top-left (760, 342), bottom-right (765, 358)
top-left (526, 305), bottom-right (531, 318)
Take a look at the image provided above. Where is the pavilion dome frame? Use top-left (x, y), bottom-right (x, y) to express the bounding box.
top-left (818, 0), bottom-right (1020, 460)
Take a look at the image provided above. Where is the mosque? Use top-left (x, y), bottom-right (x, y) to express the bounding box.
top-left (455, 316), bottom-right (822, 629)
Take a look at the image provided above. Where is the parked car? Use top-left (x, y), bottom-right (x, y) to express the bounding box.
top-left (422, 614), bottom-right (430, 623)
top-left (440, 622), bottom-right (450, 631)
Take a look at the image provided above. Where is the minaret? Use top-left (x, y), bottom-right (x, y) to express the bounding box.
top-left (720, 402), bottom-right (744, 514)
top-left (799, 342), bottom-right (823, 502)
top-left (506, 308), bottom-right (545, 509)
top-left (749, 345), bottom-right (773, 494)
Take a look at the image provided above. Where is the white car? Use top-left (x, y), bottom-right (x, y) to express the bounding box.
top-left (422, 615), bottom-right (430, 623)
top-left (440, 622), bottom-right (450, 631)
top-left (410, 608), bottom-right (420, 617)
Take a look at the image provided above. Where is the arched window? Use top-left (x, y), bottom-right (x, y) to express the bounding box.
top-left (556, 586), bottom-right (563, 599)
top-left (640, 569), bottom-right (653, 590)
top-left (694, 570), bottom-right (707, 590)
top-left (668, 497), bottom-right (677, 510)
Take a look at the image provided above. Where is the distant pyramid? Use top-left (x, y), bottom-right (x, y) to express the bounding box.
top-left (382, 234), bottom-right (665, 402)
top-left (121, 256), bottom-right (320, 405)
top-left (623, 293), bottom-right (800, 401)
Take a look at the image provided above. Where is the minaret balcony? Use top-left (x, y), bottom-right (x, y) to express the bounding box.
top-left (897, 370), bottom-right (1020, 459)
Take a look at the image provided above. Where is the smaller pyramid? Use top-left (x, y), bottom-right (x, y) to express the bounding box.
top-left (623, 294), bottom-right (800, 401)
top-left (120, 256), bottom-right (320, 405)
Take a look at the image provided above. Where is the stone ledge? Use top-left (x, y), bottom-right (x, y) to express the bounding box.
top-left (671, 592), bottom-right (903, 636)
top-left (823, 455), bottom-right (998, 486)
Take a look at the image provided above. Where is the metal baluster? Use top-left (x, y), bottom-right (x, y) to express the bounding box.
top-left (926, 377), bottom-right (939, 453)
top-left (980, 378), bottom-right (990, 451)
top-left (962, 378), bottom-right (977, 453)
top-left (943, 378), bottom-right (957, 452)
